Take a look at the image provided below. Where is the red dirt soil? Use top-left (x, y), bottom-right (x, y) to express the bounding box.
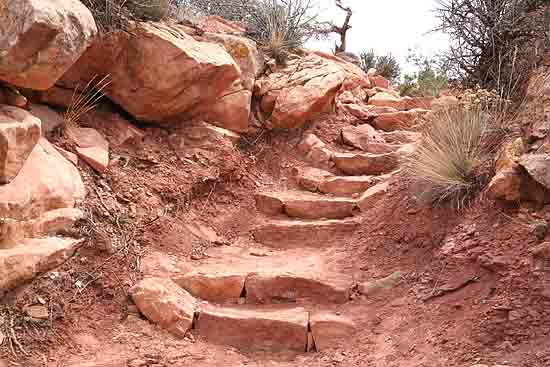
top-left (1, 111), bottom-right (550, 367)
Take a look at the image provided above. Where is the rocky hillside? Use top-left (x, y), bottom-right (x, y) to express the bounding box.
top-left (0, 1), bottom-right (549, 367)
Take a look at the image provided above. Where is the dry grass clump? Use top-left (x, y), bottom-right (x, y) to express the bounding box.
top-left (81, 0), bottom-right (176, 32)
top-left (64, 75), bottom-right (111, 130)
top-left (405, 105), bottom-right (503, 208)
top-left (247, 0), bottom-right (320, 64)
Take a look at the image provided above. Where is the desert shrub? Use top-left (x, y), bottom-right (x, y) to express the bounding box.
top-left (359, 49), bottom-right (376, 72)
top-left (246, 0), bottom-right (322, 63)
top-left (82, 0), bottom-right (178, 32)
top-left (405, 105), bottom-right (500, 208)
top-left (435, 0), bottom-right (550, 98)
top-left (359, 49), bottom-right (401, 81)
top-left (399, 51), bottom-right (448, 97)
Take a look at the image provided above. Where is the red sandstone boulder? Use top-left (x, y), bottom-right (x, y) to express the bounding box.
top-left (130, 277), bottom-right (197, 338)
top-left (0, 0), bottom-right (97, 90)
top-left (61, 23), bottom-right (244, 130)
top-left (67, 127), bottom-right (109, 174)
top-left (0, 138), bottom-right (86, 219)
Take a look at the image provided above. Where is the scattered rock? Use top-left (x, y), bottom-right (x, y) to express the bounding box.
top-left (0, 105), bottom-right (41, 183)
top-left (24, 304), bottom-right (49, 320)
top-left (130, 277), bottom-right (197, 338)
top-left (358, 271), bottom-right (404, 296)
top-left (197, 16), bottom-right (246, 35)
top-left (0, 0), bottom-right (97, 90)
top-left (67, 127), bottom-right (109, 174)
top-left (0, 85), bottom-right (27, 108)
top-left (309, 312), bottom-right (356, 351)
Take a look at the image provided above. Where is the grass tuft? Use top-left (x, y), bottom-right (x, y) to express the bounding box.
top-left (405, 105), bottom-right (501, 208)
top-left (64, 75), bottom-right (111, 130)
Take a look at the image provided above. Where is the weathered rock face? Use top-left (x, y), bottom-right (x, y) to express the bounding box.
top-left (201, 33), bottom-right (263, 91)
top-left (369, 92), bottom-right (406, 110)
top-left (61, 23), bottom-right (243, 128)
top-left (0, 0), bottom-right (97, 90)
top-left (0, 138), bottom-right (85, 220)
top-left (0, 106), bottom-right (41, 183)
top-left (255, 52), bottom-right (370, 129)
top-left (519, 154), bottom-right (550, 191)
top-left (371, 109), bottom-right (428, 131)
top-left (487, 138), bottom-right (525, 202)
top-left (130, 277), bottom-right (197, 338)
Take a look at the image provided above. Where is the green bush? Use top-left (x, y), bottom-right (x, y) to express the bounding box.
top-left (399, 51), bottom-right (448, 97)
top-left (359, 49), bottom-right (401, 82)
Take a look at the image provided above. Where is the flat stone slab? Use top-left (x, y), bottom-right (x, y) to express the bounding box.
top-left (310, 312), bottom-right (356, 351)
top-left (246, 273), bottom-right (349, 304)
top-left (0, 237), bottom-right (83, 293)
top-left (252, 219), bottom-right (360, 248)
top-left (173, 270), bottom-right (246, 303)
top-left (332, 152), bottom-right (399, 175)
top-left (293, 167), bottom-right (334, 192)
top-left (255, 191), bottom-right (356, 219)
top-left (175, 250), bottom-right (353, 305)
top-left (319, 176), bottom-right (373, 195)
top-left (197, 304), bottom-right (309, 351)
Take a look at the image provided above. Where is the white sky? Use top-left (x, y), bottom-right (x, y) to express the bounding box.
top-left (309, 0), bottom-right (449, 73)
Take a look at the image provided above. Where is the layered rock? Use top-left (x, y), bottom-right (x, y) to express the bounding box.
top-left (0, 0), bottom-right (97, 90)
top-left (0, 106), bottom-right (41, 183)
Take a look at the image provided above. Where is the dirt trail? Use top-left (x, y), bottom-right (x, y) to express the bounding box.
top-left (2, 111), bottom-right (550, 367)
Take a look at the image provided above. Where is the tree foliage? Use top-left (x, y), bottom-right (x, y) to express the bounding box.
top-left (359, 49), bottom-right (401, 82)
top-left (435, 0), bottom-right (550, 98)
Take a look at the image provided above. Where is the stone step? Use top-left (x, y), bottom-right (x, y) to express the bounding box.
top-left (332, 151), bottom-right (399, 175)
top-left (0, 236), bottom-right (83, 294)
top-left (196, 304), bottom-right (309, 352)
top-left (255, 191), bottom-right (356, 219)
top-left (252, 218), bottom-right (360, 248)
top-left (173, 250), bottom-right (352, 304)
top-left (293, 167), bottom-right (375, 196)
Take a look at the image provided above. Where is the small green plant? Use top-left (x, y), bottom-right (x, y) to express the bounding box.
top-left (399, 49), bottom-right (448, 97)
top-left (405, 106), bottom-right (494, 208)
top-left (64, 75), bottom-right (111, 129)
top-left (359, 49), bottom-right (401, 82)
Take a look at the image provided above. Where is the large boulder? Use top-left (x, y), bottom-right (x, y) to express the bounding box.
top-left (201, 33), bottom-right (263, 91)
top-left (255, 52), bottom-right (370, 129)
top-left (0, 0), bottom-right (97, 90)
top-left (60, 23), bottom-right (243, 129)
top-left (0, 138), bottom-right (85, 220)
top-left (0, 106), bottom-right (41, 183)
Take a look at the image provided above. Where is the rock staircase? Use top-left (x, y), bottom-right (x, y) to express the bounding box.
top-left (131, 111), bottom-right (422, 353)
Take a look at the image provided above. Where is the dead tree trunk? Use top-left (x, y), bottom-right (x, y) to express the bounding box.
top-left (333, 1), bottom-right (352, 53)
